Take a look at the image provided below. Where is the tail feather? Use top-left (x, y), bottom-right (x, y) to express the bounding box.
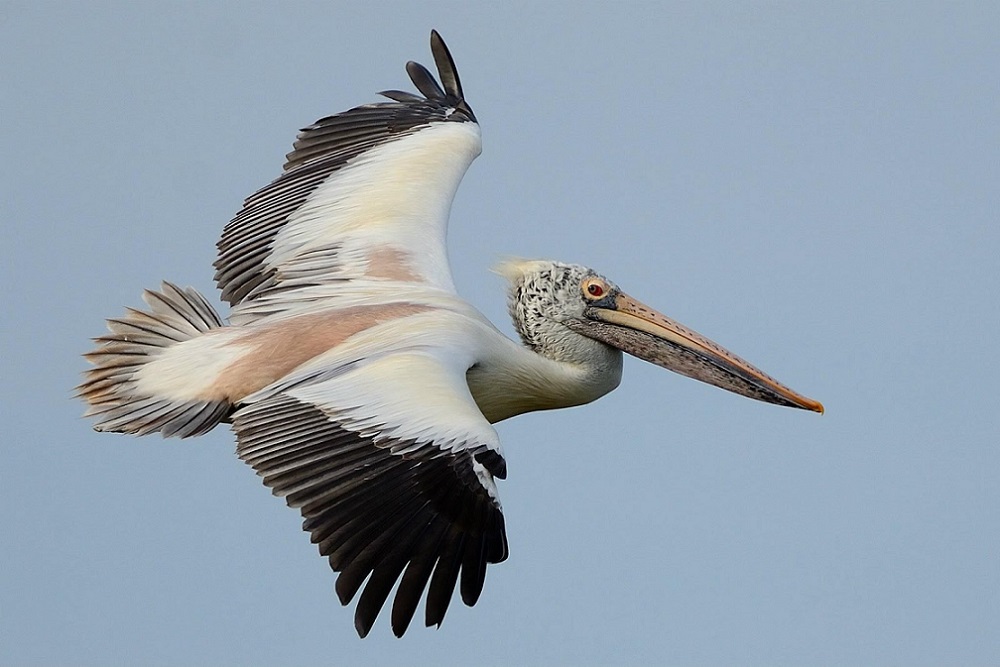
top-left (78, 282), bottom-right (231, 438)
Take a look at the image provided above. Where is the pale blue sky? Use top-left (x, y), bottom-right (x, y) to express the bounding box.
top-left (2, 2), bottom-right (999, 665)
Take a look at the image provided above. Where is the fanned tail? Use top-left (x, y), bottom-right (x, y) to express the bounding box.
top-left (77, 282), bottom-right (231, 438)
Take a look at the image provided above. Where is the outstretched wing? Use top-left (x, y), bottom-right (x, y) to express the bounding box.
top-left (232, 345), bottom-right (508, 638)
top-left (215, 31), bottom-right (479, 315)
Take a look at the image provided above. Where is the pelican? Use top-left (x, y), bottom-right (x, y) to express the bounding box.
top-left (78, 31), bottom-right (823, 638)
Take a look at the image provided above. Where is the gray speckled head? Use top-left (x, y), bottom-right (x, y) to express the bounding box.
top-left (496, 259), bottom-right (616, 361)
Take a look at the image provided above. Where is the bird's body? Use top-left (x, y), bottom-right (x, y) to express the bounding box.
top-left (78, 32), bottom-right (822, 637)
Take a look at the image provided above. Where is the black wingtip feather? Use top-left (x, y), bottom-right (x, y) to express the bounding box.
top-left (460, 536), bottom-right (488, 606)
top-left (406, 60), bottom-right (446, 100)
top-left (354, 558), bottom-right (407, 638)
top-left (353, 515), bottom-right (435, 638)
top-left (425, 529), bottom-right (465, 628)
top-left (430, 30), bottom-right (463, 100)
top-left (390, 522), bottom-right (448, 637)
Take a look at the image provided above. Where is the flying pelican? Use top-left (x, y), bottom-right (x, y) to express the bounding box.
top-left (78, 31), bottom-right (823, 638)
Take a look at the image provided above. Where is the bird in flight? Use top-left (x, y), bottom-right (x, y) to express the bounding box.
top-left (78, 31), bottom-right (823, 638)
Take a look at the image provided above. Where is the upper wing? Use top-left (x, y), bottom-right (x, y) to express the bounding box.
top-left (215, 31), bottom-right (480, 312)
top-left (232, 345), bottom-right (508, 638)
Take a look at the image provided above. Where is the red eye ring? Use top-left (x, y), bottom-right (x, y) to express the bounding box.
top-left (587, 283), bottom-right (604, 297)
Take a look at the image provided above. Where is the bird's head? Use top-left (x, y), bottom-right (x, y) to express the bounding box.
top-left (496, 258), bottom-right (823, 412)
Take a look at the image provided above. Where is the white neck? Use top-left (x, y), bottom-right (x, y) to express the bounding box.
top-left (467, 335), bottom-right (623, 424)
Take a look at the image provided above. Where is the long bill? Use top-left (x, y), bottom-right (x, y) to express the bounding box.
top-left (573, 291), bottom-right (824, 413)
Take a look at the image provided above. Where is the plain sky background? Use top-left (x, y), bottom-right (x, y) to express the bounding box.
top-left (2, 2), bottom-right (999, 665)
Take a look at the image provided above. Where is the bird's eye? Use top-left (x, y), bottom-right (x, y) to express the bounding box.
top-left (584, 280), bottom-right (605, 299)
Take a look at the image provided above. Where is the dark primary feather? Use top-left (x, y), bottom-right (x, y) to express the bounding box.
top-left (232, 394), bottom-right (508, 638)
top-left (405, 61), bottom-right (446, 100)
top-left (430, 29), bottom-right (464, 100)
top-left (213, 32), bottom-right (476, 307)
